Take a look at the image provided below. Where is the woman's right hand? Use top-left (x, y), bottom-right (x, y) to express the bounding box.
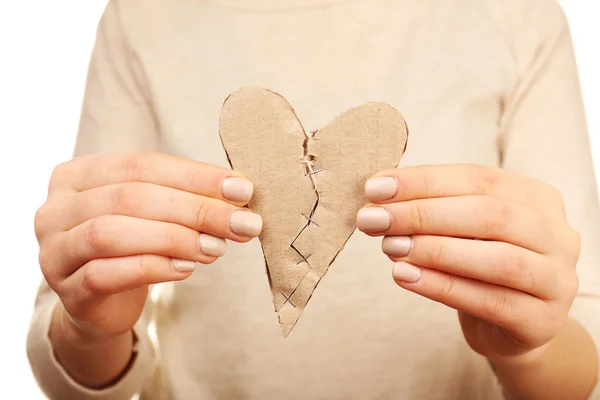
top-left (34, 152), bottom-right (262, 343)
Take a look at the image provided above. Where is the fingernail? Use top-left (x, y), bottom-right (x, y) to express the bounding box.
top-left (365, 177), bottom-right (397, 201)
top-left (230, 211), bottom-right (263, 237)
top-left (382, 236), bottom-right (412, 257)
top-left (198, 233), bottom-right (226, 257)
top-left (357, 207), bottom-right (391, 232)
top-left (392, 262), bottom-right (421, 283)
top-left (222, 177), bottom-right (254, 203)
top-left (172, 259), bottom-right (198, 273)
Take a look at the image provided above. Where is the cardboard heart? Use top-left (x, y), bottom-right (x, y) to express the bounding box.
top-left (219, 87), bottom-right (408, 337)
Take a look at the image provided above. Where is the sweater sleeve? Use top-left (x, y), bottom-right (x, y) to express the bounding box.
top-left (498, 1), bottom-right (600, 397)
top-left (26, 1), bottom-right (159, 399)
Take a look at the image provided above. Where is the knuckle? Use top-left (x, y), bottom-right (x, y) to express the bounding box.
top-left (567, 228), bottom-right (582, 259)
top-left (163, 226), bottom-right (177, 252)
top-left (477, 196), bottom-right (511, 236)
top-left (34, 205), bottom-right (50, 240)
top-left (408, 203), bottom-right (430, 232)
top-left (111, 184), bottom-right (143, 214)
top-left (561, 271), bottom-right (579, 300)
top-left (193, 200), bottom-right (208, 230)
top-left (83, 216), bottom-right (112, 253)
top-left (493, 250), bottom-right (532, 288)
top-left (542, 304), bottom-right (565, 336)
top-left (50, 161), bottom-right (72, 183)
top-left (50, 157), bottom-right (90, 190)
top-left (119, 153), bottom-right (154, 182)
top-left (544, 262), bottom-right (561, 295)
top-left (38, 245), bottom-right (59, 285)
top-left (469, 165), bottom-right (499, 194)
top-left (60, 295), bottom-right (80, 316)
top-left (82, 261), bottom-right (108, 294)
top-left (553, 224), bottom-right (581, 264)
top-left (420, 171), bottom-right (433, 198)
top-left (49, 162), bottom-right (72, 190)
top-left (480, 287), bottom-right (510, 319)
top-left (187, 168), bottom-right (204, 193)
top-left (439, 274), bottom-right (457, 301)
top-left (547, 185), bottom-right (566, 212)
top-left (427, 239), bottom-right (447, 266)
top-left (134, 255), bottom-right (150, 282)
top-left (38, 246), bottom-right (51, 272)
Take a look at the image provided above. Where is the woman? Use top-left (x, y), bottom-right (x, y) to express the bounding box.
top-left (27, 0), bottom-right (600, 399)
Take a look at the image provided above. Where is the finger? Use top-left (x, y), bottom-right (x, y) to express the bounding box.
top-left (382, 235), bottom-right (561, 299)
top-left (53, 215), bottom-right (224, 276)
top-left (357, 195), bottom-right (557, 254)
top-left (365, 164), bottom-right (565, 217)
top-left (62, 255), bottom-right (197, 296)
top-left (391, 262), bottom-right (545, 338)
top-left (50, 182), bottom-right (262, 241)
top-left (50, 152), bottom-right (253, 205)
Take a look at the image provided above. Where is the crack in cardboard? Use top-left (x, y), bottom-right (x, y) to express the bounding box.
top-left (283, 130), bottom-right (321, 308)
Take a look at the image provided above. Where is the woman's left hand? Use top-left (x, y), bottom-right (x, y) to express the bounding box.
top-left (357, 164), bottom-right (581, 364)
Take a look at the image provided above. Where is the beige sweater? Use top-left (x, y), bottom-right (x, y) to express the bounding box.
top-left (27, 0), bottom-right (600, 399)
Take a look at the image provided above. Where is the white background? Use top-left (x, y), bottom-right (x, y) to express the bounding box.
top-left (0, 1), bottom-right (598, 398)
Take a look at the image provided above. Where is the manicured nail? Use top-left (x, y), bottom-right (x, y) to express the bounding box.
top-left (198, 233), bottom-right (226, 257)
top-left (172, 259), bottom-right (198, 273)
top-left (357, 207), bottom-right (391, 232)
top-left (382, 236), bottom-right (412, 257)
top-left (222, 177), bottom-right (254, 203)
top-left (230, 211), bottom-right (263, 237)
top-left (392, 262), bottom-right (421, 283)
top-left (365, 177), bottom-right (397, 201)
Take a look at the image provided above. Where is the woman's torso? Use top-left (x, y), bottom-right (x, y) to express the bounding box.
top-left (125, 0), bottom-right (514, 398)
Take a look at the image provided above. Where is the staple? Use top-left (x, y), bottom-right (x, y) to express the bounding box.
top-left (286, 151), bottom-right (321, 282)
top-left (301, 213), bottom-right (320, 226)
top-left (281, 292), bottom-right (296, 308)
top-left (303, 157), bottom-right (321, 197)
top-left (306, 168), bottom-right (324, 176)
top-left (296, 252), bottom-right (313, 265)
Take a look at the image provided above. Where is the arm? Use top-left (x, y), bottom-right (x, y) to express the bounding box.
top-left (27, 0), bottom-right (159, 397)
top-left (494, 1), bottom-right (600, 398)
top-left (356, 2), bottom-right (600, 399)
top-left (28, 281), bottom-right (156, 398)
top-left (360, 160), bottom-right (598, 400)
top-left (492, 318), bottom-right (597, 400)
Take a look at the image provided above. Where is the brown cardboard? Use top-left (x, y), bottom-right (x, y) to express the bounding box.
top-left (219, 87), bottom-right (408, 337)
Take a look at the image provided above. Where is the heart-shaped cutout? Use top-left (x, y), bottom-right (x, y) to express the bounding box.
top-left (219, 87), bottom-right (408, 337)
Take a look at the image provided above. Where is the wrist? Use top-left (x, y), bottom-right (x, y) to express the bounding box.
top-left (50, 302), bottom-right (132, 350)
top-left (49, 303), bottom-right (136, 389)
top-left (492, 342), bottom-right (553, 372)
top-left (488, 319), bottom-right (598, 400)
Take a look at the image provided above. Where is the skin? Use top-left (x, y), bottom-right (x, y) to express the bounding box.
top-left (359, 164), bottom-right (599, 400)
top-left (34, 152), bottom-right (261, 388)
top-left (35, 156), bottom-right (598, 396)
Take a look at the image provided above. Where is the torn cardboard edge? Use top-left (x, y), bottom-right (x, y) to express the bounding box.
top-left (219, 87), bottom-right (408, 337)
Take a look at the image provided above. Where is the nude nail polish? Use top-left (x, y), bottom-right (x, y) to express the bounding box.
top-left (172, 259), bottom-right (198, 273)
top-left (356, 207), bottom-right (391, 232)
top-left (222, 177), bottom-right (254, 203)
top-left (382, 236), bottom-right (412, 257)
top-left (392, 262), bottom-right (421, 283)
top-left (198, 233), bottom-right (227, 257)
top-left (365, 177), bottom-right (397, 201)
top-left (230, 211), bottom-right (263, 237)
